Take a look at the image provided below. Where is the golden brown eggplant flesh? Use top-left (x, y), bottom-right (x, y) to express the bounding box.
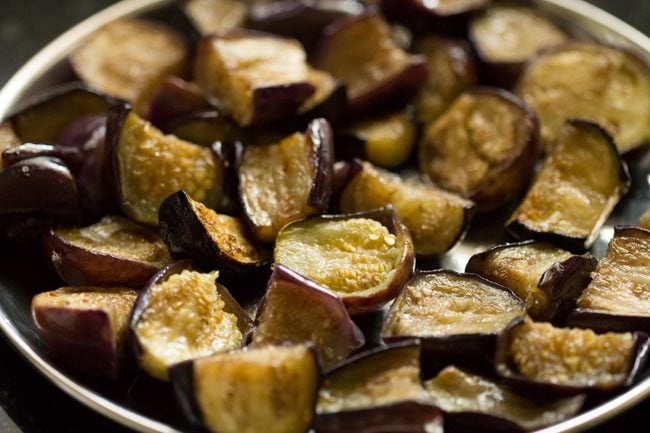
top-left (567, 226), bottom-right (650, 333)
top-left (251, 264), bottom-right (364, 370)
top-left (145, 76), bottom-right (212, 129)
top-left (381, 0), bottom-right (491, 34)
top-left (32, 286), bottom-right (137, 379)
top-left (130, 261), bottom-right (252, 380)
top-left (419, 87), bottom-right (540, 211)
top-left (515, 42), bottom-right (650, 153)
top-left (314, 14), bottom-right (428, 112)
top-left (43, 215), bottom-right (172, 288)
top-left (495, 318), bottom-right (650, 395)
top-left (466, 241), bottom-right (597, 322)
top-left (506, 119), bottom-right (630, 251)
top-left (340, 160), bottom-right (474, 256)
top-left (424, 366), bottom-right (585, 432)
top-left (274, 207), bottom-right (415, 314)
top-left (179, 0), bottom-right (251, 35)
top-left (640, 211), bottom-right (650, 230)
top-left (238, 118), bottom-right (334, 242)
top-left (170, 344), bottom-right (320, 433)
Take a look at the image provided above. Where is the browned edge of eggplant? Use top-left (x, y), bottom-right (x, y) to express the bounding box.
top-left (506, 118), bottom-right (631, 252)
top-left (381, 0), bottom-right (491, 34)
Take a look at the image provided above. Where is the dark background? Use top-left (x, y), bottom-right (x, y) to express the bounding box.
top-left (0, 1), bottom-right (648, 432)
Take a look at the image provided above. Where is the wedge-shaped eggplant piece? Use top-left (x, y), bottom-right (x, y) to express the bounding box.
top-left (194, 31), bottom-right (316, 126)
top-left (507, 120), bottom-right (630, 251)
top-left (238, 118), bottom-right (333, 242)
top-left (466, 241), bottom-right (597, 322)
top-left (640, 210), bottom-right (650, 230)
top-left (381, 0), bottom-right (491, 33)
top-left (274, 208), bottom-right (414, 314)
top-left (70, 18), bottom-right (188, 114)
top-left (131, 263), bottom-right (252, 380)
top-left (516, 42), bottom-right (650, 152)
top-left (171, 344), bottom-right (319, 433)
top-left (0, 122), bottom-right (22, 168)
top-left (44, 215), bottom-right (172, 288)
top-left (166, 110), bottom-right (244, 146)
top-left (567, 227), bottom-right (650, 333)
top-left (251, 265), bottom-right (364, 370)
top-left (314, 14), bottom-right (428, 112)
top-left (32, 286), bottom-right (137, 379)
top-left (382, 270), bottom-right (525, 363)
top-left (469, 5), bottom-right (569, 87)
top-left (159, 191), bottom-right (270, 272)
top-left (419, 88), bottom-right (540, 211)
top-left (340, 160), bottom-right (474, 256)
top-left (412, 36), bottom-right (477, 124)
top-left (179, 0), bottom-right (250, 35)
top-left (108, 105), bottom-right (224, 225)
top-left (495, 318), bottom-right (650, 395)
top-left (145, 76), bottom-right (212, 129)
top-left (424, 366), bottom-right (585, 432)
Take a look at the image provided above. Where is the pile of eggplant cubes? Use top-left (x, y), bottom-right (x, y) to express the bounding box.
top-left (1, 0), bottom-right (650, 432)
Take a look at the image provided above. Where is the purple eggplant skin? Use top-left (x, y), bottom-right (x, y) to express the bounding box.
top-left (329, 160), bottom-right (362, 213)
top-left (314, 401), bottom-right (443, 433)
top-left (164, 110), bottom-right (243, 146)
top-left (381, 0), bottom-right (491, 35)
top-left (145, 76), bottom-right (212, 129)
top-left (307, 118), bottom-right (335, 211)
top-left (169, 359), bottom-right (204, 429)
top-left (2, 143), bottom-right (84, 172)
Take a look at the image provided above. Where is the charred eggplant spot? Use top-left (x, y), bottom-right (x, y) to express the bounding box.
top-left (181, 0), bottom-right (250, 35)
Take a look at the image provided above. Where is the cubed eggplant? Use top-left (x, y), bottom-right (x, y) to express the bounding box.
top-left (107, 104), bottom-right (225, 225)
top-left (381, 0), bottom-right (491, 34)
top-left (170, 344), bottom-right (320, 433)
top-left (194, 30), bottom-right (316, 126)
top-left (515, 42), bottom-right (650, 153)
top-left (297, 69), bottom-right (347, 122)
top-left (70, 18), bottom-right (188, 115)
top-left (411, 36), bottom-right (477, 124)
top-left (506, 120), bottom-right (630, 251)
top-left (339, 160), bottom-right (474, 256)
top-left (43, 215), bottom-right (172, 288)
top-left (238, 118), bottom-right (334, 242)
top-left (495, 318), bottom-right (650, 395)
top-left (251, 264), bottom-right (364, 370)
top-left (165, 110), bottom-right (244, 146)
top-left (382, 270), bottom-right (526, 365)
top-left (469, 4), bottom-right (569, 87)
top-left (424, 365), bottom-right (585, 432)
top-left (159, 190), bottom-right (270, 273)
top-left (567, 226), bottom-right (650, 333)
top-left (640, 210), bottom-right (650, 230)
top-left (145, 76), bottom-right (212, 129)
top-left (179, 0), bottom-right (251, 35)
top-left (274, 207), bottom-right (415, 314)
top-left (466, 241), bottom-right (597, 322)
top-left (32, 286), bottom-right (138, 379)
top-left (0, 122), bottom-right (21, 168)
top-left (314, 14), bottom-right (428, 112)
top-left (419, 88), bottom-right (540, 211)
top-left (130, 262), bottom-right (252, 380)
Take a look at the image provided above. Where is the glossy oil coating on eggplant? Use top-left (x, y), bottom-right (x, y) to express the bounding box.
top-left (507, 120), bottom-right (630, 250)
top-left (70, 18), bottom-right (188, 114)
top-left (314, 14), bottom-right (428, 112)
top-left (251, 265), bottom-right (364, 370)
top-left (32, 286), bottom-right (137, 378)
top-left (516, 42), bottom-right (650, 152)
top-left (238, 118), bottom-right (333, 242)
top-left (424, 366), bottom-right (585, 432)
top-left (180, 0), bottom-right (250, 35)
top-left (340, 160), bottom-right (473, 256)
top-left (419, 88), bottom-right (540, 211)
top-left (466, 241), bottom-right (597, 322)
top-left (568, 227), bottom-right (650, 332)
top-left (171, 344), bottom-right (319, 433)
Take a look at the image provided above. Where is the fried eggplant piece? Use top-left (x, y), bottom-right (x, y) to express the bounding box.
top-left (130, 262), bottom-right (252, 380)
top-left (567, 226), bottom-right (650, 333)
top-left (424, 366), bottom-right (585, 432)
top-left (145, 76), bottom-right (212, 129)
top-left (32, 286), bottom-right (137, 379)
top-left (238, 118), bottom-right (333, 242)
top-left (466, 241), bottom-right (597, 322)
top-left (516, 42), bottom-right (650, 152)
top-left (495, 318), bottom-right (649, 395)
top-left (44, 215), bottom-right (172, 288)
top-left (339, 160), bottom-right (474, 256)
top-left (166, 110), bottom-right (244, 146)
top-left (640, 210), bottom-right (650, 230)
top-left (251, 265), bottom-right (364, 370)
top-left (381, 0), bottom-right (491, 33)
top-left (194, 31), bottom-right (316, 126)
top-left (171, 344), bottom-right (319, 433)
top-left (179, 0), bottom-right (251, 35)
top-left (314, 14), bottom-right (428, 112)
top-left (419, 88), bottom-right (540, 211)
top-left (0, 122), bottom-right (21, 168)
top-left (297, 69), bottom-right (347, 121)
top-left (108, 105), bottom-right (224, 225)
top-left (70, 18), bottom-right (188, 114)
top-left (2, 143), bottom-right (83, 171)
top-left (274, 208), bottom-right (414, 314)
top-left (506, 120), bottom-right (630, 251)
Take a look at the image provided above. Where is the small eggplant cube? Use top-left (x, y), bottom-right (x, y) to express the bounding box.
top-left (180, 0), bottom-right (250, 35)
top-left (145, 76), bottom-right (212, 129)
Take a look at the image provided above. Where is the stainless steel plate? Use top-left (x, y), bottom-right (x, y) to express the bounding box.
top-left (0, 1), bottom-right (648, 432)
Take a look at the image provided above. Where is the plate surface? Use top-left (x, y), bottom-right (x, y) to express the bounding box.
top-left (0, 1), bottom-right (648, 432)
